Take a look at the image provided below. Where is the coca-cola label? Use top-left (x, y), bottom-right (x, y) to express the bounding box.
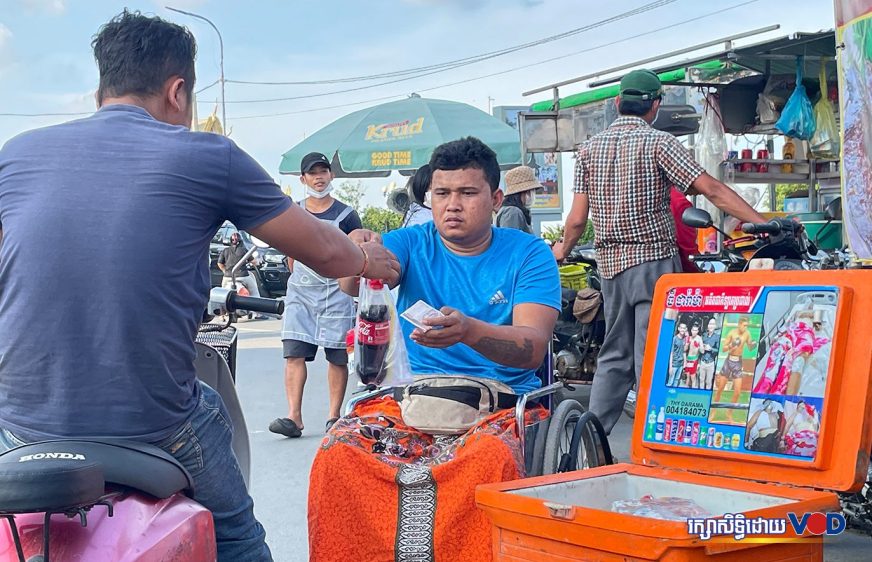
top-left (357, 319), bottom-right (390, 345)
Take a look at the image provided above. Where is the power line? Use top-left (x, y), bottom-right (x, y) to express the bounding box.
top-left (224, 0), bottom-right (679, 87)
top-left (230, 93), bottom-right (407, 120)
top-left (0, 111), bottom-right (92, 117)
top-left (195, 79), bottom-right (220, 94)
top-left (207, 0), bottom-right (682, 104)
top-left (228, 0), bottom-right (761, 121)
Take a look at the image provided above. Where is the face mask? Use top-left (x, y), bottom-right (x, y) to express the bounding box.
top-left (522, 192), bottom-right (533, 207)
top-left (423, 190), bottom-right (432, 208)
top-left (306, 182), bottom-right (334, 199)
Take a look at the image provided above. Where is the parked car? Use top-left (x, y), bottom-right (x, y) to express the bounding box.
top-left (209, 222), bottom-right (289, 298)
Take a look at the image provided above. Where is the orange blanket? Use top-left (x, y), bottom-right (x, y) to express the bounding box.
top-left (308, 396), bottom-right (544, 562)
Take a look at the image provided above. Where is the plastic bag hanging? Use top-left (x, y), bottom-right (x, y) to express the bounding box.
top-left (810, 60), bottom-right (840, 158)
top-left (354, 278), bottom-right (413, 388)
top-left (775, 57), bottom-right (817, 140)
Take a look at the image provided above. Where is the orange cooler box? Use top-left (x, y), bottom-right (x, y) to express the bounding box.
top-left (478, 271), bottom-right (872, 561)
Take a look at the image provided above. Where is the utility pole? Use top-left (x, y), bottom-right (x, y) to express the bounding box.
top-left (166, 7), bottom-right (226, 135)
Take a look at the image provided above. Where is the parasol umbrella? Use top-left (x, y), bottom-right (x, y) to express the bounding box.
top-left (279, 94), bottom-right (522, 177)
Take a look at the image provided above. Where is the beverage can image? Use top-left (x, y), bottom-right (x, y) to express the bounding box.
top-left (708, 427), bottom-right (716, 447)
top-left (714, 432), bottom-right (724, 448)
top-left (664, 419), bottom-right (673, 442)
top-left (691, 422), bottom-right (700, 445)
top-left (731, 433), bottom-right (741, 450)
top-left (676, 420), bottom-right (686, 443)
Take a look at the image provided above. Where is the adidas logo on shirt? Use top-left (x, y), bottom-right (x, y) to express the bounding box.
top-left (489, 290), bottom-right (508, 305)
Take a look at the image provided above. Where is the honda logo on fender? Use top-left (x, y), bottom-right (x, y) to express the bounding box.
top-left (19, 452), bottom-right (86, 462)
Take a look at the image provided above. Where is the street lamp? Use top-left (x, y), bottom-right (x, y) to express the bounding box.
top-left (166, 6), bottom-right (226, 135)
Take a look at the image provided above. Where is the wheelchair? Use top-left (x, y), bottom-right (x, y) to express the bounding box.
top-left (344, 345), bottom-right (614, 477)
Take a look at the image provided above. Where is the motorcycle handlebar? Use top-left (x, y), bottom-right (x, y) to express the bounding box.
top-left (742, 220), bottom-right (781, 235)
top-left (228, 293), bottom-right (285, 316)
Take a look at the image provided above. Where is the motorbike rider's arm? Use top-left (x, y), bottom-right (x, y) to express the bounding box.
top-left (553, 193), bottom-right (589, 262)
top-left (337, 229), bottom-right (402, 296)
top-left (413, 304), bottom-right (558, 370)
top-left (688, 173), bottom-right (766, 225)
top-left (248, 207), bottom-right (400, 281)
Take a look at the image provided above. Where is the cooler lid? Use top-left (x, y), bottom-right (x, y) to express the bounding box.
top-left (631, 271), bottom-right (872, 493)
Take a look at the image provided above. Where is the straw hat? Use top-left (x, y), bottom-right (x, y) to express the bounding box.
top-left (504, 166), bottom-right (543, 196)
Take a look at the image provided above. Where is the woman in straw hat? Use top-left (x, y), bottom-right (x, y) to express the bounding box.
top-left (494, 165), bottom-right (543, 234)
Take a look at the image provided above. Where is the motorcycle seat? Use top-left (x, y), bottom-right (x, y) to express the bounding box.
top-left (0, 439), bottom-right (193, 514)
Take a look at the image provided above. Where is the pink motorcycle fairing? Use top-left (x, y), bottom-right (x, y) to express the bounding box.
top-left (0, 489), bottom-right (215, 562)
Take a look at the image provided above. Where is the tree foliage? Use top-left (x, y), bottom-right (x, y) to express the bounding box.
top-left (334, 180), bottom-right (366, 210)
top-left (541, 222), bottom-right (594, 245)
top-left (361, 206), bottom-right (403, 233)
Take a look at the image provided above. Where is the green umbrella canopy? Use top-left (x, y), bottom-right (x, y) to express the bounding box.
top-left (279, 95), bottom-right (522, 177)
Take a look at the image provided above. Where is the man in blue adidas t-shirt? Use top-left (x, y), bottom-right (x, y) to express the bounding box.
top-left (342, 137), bottom-right (560, 393)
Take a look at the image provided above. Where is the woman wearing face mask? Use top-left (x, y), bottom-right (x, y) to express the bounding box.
top-left (400, 164), bottom-right (433, 228)
top-left (494, 165), bottom-right (543, 234)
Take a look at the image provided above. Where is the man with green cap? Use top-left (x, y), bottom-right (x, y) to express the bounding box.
top-left (553, 69), bottom-right (764, 435)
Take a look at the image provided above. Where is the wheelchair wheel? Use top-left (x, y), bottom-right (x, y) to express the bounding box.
top-left (542, 399), bottom-right (600, 475)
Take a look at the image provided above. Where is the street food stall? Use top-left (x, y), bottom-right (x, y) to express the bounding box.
top-left (515, 24), bottom-right (872, 264)
top-left (475, 5), bottom-right (872, 560)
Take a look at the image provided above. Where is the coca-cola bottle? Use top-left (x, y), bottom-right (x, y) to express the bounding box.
top-left (355, 279), bottom-right (390, 386)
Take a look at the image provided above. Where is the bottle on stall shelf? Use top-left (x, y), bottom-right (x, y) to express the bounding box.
top-left (782, 137), bottom-right (796, 173)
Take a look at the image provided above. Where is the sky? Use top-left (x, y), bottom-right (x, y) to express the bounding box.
top-left (0, 0), bottom-right (838, 212)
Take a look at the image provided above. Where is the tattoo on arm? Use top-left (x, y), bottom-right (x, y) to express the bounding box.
top-left (475, 337), bottom-right (535, 366)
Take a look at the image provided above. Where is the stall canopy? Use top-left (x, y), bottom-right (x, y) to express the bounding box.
top-left (529, 61), bottom-right (730, 112)
top-left (530, 32), bottom-right (837, 112)
top-left (279, 94), bottom-right (522, 178)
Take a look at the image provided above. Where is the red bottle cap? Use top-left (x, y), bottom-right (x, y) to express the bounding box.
top-left (367, 279), bottom-right (384, 290)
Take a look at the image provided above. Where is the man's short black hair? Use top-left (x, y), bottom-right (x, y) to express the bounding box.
top-left (92, 9), bottom-right (197, 105)
top-left (429, 137), bottom-right (500, 193)
top-left (618, 97), bottom-right (658, 117)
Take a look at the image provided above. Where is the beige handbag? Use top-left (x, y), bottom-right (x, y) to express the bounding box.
top-left (397, 375), bottom-right (518, 435)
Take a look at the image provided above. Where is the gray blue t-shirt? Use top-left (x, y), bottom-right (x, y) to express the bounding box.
top-left (0, 104), bottom-right (291, 441)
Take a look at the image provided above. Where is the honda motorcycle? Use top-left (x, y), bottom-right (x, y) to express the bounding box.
top-left (0, 287), bottom-right (283, 562)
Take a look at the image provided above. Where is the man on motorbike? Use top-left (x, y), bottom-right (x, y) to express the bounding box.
top-left (0, 10), bottom-right (398, 562)
top-left (552, 69), bottom-right (765, 434)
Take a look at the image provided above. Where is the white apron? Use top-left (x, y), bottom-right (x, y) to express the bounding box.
top-left (281, 201), bottom-right (356, 348)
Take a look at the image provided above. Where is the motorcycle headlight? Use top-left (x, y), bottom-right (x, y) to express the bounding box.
top-left (264, 253), bottom-right (284, 264)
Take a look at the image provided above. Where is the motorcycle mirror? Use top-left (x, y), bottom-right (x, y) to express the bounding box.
top-left (681, 207), bottom-right (714, 229)
top-left (249, 235), bottom-right (270, 249)
top-left (824, 197), bottom-right (842, 222)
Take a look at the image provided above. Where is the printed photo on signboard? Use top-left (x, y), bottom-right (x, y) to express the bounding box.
top-left (495, 106), bottom-right (561, 210)
top-left (745, 396), bottom-right (787, 453)
top-left (752, 291), bottom-right (836, 399)
top-left (666, 313), bottom-right (724, 390)
top-left (781, 396), bottom-right (823, 458)
top-left (708, 313), bottom-right (763, 426)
